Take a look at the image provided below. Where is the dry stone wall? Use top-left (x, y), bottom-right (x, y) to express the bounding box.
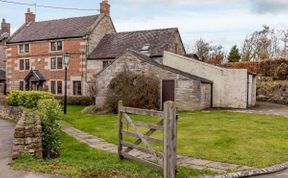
top-left (12, 112), bottom-right (42, 159)
top-left (0, 105), bottom-right (42, 159)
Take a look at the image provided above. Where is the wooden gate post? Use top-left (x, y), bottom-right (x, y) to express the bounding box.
top-left (163, 101), bottom-right (177, 178)
top-left (118, 100), bottom-right (124, 160)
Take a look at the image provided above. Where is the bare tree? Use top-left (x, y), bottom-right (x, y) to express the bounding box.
top-left (193, 38), bottom-right (210, 61)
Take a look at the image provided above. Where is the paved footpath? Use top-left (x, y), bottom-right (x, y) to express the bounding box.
top-left (60, 121), bottom-right (253, 174)
top-left (0, 119), bottom-right (60, 178)
top-left (229, 102), bottom-right (288, 118)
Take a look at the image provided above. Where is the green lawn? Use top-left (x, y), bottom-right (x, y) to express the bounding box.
top-left (63, 105), bottom-right (288, 168)
top-left (12, 132), bottom-right (212, 178)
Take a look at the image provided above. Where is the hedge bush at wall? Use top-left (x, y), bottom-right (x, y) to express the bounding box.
top-left (38, 99), bottom-right (62, 159)
top-left (7, 90), bottom-right (54, 108)
top-left (222, 58), bottom-right (288, 80)
top-left (54, 96), bottom-right (94, 106)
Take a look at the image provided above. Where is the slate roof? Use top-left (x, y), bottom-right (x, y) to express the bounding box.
top-left (97, 49), bottom-right (212, 84)
top-left (0, 70), bottom-right (5, 81)
top-left (89, 28), bottom-right (179, 59)
top-left (7, 15), bottom-right (99, 44)
top-left (24, 70), bottom-right (46, 82)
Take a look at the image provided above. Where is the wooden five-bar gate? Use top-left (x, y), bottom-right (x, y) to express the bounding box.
top-left (118, 100), bottom-right (177, 178)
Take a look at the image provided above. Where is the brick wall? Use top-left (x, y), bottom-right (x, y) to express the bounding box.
top-left (6, 16), bottom-right (115, 96)
top-left (6, 39), bottom-right (85, 96)
top-left (95, 52), bottom-right (211, 110)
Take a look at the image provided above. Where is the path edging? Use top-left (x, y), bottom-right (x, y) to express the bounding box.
top-left (206, 162), bottom-right (288, 178)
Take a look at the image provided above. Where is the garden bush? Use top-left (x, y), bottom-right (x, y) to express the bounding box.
top-left (274, 63), bottom-right (288, 80)
top-left (38, 99), bottom-right (62, 159)
top-left (222, 58), bottom-right (288, 80)
top-left (104, 71), bottom-right (160, 113)
top-left (55, 96), bottom-right (94, 106)
top-left (7, 90), bottom-right (54, 108)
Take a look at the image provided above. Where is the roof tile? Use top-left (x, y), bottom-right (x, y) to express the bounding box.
top-left (88, 28), bottom-right (178, 59)
top-left (8, 15), bottom-right (99, 43)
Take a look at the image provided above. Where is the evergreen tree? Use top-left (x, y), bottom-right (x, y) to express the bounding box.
top-left (228, 45), bottom-right (241, 62)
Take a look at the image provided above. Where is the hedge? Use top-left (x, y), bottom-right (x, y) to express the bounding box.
top-left (38, 99), bottom-right (62, 159)
top-left (222, 58), bottom-right (288, 80)
top-left (54, 96), bottom-right (94, 106)
top-left (7, 90), bottom-right (54, 108)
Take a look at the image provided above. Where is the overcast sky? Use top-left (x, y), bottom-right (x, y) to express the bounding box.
top-left (1, 0), bottom-right (288, 52)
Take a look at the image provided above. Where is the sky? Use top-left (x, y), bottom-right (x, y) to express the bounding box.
top-left (1, 0), bottom-right (288, 52)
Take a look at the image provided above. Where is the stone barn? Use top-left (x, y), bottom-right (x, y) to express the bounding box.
top-left (95, 50), bottom-right (213, 110)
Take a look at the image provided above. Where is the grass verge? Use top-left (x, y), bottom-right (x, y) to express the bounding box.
top-left (63, 105), bottom-right (288, 168)
top-left (11, 132), bottom-right (214, 178)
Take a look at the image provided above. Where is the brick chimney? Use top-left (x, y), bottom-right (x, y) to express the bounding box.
top-left (25, 8), bottom-right (35, 24)
top-left (1, 19), bottom-right (10, 36)
top-left (100, 0), bottom-right (110, 16)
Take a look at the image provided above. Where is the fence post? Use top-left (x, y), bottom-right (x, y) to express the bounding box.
top-left (163, 101), bottom-right (177, 178)
top-left (118, 100), bottom-right (124, 160)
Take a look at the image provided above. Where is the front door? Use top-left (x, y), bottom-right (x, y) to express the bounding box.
top-left (162, 80), bottom-right (175, 107)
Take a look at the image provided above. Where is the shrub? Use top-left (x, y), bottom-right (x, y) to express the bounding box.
top-left (104, 71), bottom-right (160, 113)
top-left (222, 58), bottom-right (288, 80)
top-left (38, 99), bottom-right (62, 159)
top-left (55, 96), bottom-right (94, 106)
top-left (274, 63), bottom-right (288, 80)
top-left (7, 90), bottom-right (54, 108)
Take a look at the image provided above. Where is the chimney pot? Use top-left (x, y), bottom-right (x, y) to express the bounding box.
top-left (100, 0), bottom-right (110, 16)
top-left (25, 8), bottom-right (36, 24)
top-left (1, 18), bottom-right (10, 36)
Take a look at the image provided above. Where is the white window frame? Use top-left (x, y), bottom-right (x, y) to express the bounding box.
top-left (18, 43), bottom-right (30, 54)
top-left (18, 58), bottom-right (31, 71)
top-left (50, 56), bottom-right (64, 70)
top-left (50, 80), bottom-right (63, 96)
top-left (72, 81), bottom-right (82, 96)
top-left (50, 41), bottom-right (64, 52)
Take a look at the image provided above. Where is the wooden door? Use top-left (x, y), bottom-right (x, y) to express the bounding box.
top-left (162, 80), bottom-right (175, 107)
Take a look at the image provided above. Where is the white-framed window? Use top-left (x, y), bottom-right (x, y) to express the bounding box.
top-left (50, 41), bottom-right (63, 52)
top-left (19, 44), bottom-right (30, 54)
top-left (50, 80), bottom-right (63, 95)
top-left (19, 59), bottom-right (30, 71)
top-left (73, 81), bottom-right (82, 96)
top-left (50, 57), bottom-right (63, 70)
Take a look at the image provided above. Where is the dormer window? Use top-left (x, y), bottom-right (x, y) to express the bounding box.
top-left (140, 44), bottom-right (151, 56)
top-left (19, 44), bottom-right (30, 54)
top-left (50, 41), bottom-right (63, 51)
top-left (141, 44), bottom-right (151, 51)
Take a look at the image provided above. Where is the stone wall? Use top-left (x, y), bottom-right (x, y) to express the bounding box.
top-left (0, 105), bottom-right (42, 159)
top-left (163, 51), bottom-right (257, 109)
top-left (12, 112), bottom-right (42, 159)
top-left (0, 105), bottom-right (23, 121)
top-left (95, 51), bottom-right (212, 110)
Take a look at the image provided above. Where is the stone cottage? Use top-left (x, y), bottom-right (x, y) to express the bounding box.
top-left (95, 49), bottom-right (213, 110)
top-left (0, 18), bottom-right (10, 93)
top-left (87, 28), bottom-right (186, 80)
top-left (5, 0), bottom-right (115, 96)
